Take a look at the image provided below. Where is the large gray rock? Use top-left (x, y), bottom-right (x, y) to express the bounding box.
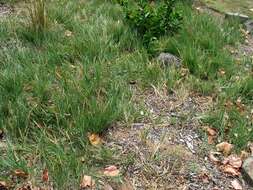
top-left (244, 20), bottom-right (253, 34)
top-left (242, 156), bottom-right (253, 186)
top-left (225, 12), bottom-right (249, 23)
top-left (157, 52), bottom-right (181, 67)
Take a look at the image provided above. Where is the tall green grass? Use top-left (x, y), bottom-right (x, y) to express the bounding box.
top-left (0, 0), bottom-right (166, 188)
top-left (156, 4), bottom-right (243, 79)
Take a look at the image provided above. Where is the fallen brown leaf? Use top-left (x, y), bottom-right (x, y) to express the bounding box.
top-left (216, 142), bottom-right (233, 156)
top-left (205, 126), bottom-right (217, 136)
top-left (13, 169), bottom-right (28, 178)
top-left (240, 150), bottom-right (250, 160)
top-left (204, 126), bottom-right (217, 144)
top-left (0, 181), bottom-right (8, 190)
top-left (80, 175), bottom-right (95, 189)
top-left (42, 169), bottom-right (49, 182)
top-left (227, 155), bottom-right (242, 169)
top-left (231, 179), bottom-right (243, 190)
top-left (221, 165), bottom-right (240, 176)
top-left (208, 135), bottom-right (216, 144)
top-left (103, 165), bottom-right (120, 177)
top-left (88, 133), bottom-right (101, 146)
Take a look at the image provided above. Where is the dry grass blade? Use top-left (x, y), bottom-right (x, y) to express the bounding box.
top-left (28, 0), bottom-right (47, 33)
top-left (13, 169), bottom-right (28, 179)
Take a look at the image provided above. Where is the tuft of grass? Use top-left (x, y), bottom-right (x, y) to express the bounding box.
top-left (156, 4), bottom-right (243, 79)
top-left (28, 0), bottom-right (47, 33)
top-left (202, 74), bottom-right (253, 151)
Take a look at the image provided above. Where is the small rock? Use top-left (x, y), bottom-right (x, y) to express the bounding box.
top-left (231, 179), bottom-right (243, 190)
top-left (244, 20), bottom-right (253, 34)
top-left (225, 12), bottom-right (249, 23)
top-left (242, 156), bottom-right (253, 186)
top-left (157, 52), bottom-right (181, 67)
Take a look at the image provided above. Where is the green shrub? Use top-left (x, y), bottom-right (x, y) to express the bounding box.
top-left (119, 0), bottom-right (182, 46)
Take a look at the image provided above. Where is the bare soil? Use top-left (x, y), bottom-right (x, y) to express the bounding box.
top-left (105, 86), bottom-right (251, 189)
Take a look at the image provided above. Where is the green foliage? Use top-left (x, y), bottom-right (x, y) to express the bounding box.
top-left (119, 0), bottom-right (182, 46)
top-left (156, 4), bottom-right (243, 79)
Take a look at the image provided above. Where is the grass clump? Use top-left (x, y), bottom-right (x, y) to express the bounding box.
top-left (203, 75), bottom-right (253, 151)
top-left (156, 4), bottom-right (243, 79)
top-left (28, 0), bottom-right (47, 34)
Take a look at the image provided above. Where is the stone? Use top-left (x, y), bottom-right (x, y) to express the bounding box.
top-left (157, 52), bottom-right (181, 67)
top-left (225, 12), bottom-right (249, 23)
top-left (244, 20), bottom-right (253, 34)
top-left (242, 156), bottom-right (253, 186)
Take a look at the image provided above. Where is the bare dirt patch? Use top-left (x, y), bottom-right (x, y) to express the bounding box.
top-left (105, 87), bottom-right (250, 189)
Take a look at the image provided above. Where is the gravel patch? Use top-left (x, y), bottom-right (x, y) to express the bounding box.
top-left (105, 88), bottom-right (250, 189)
